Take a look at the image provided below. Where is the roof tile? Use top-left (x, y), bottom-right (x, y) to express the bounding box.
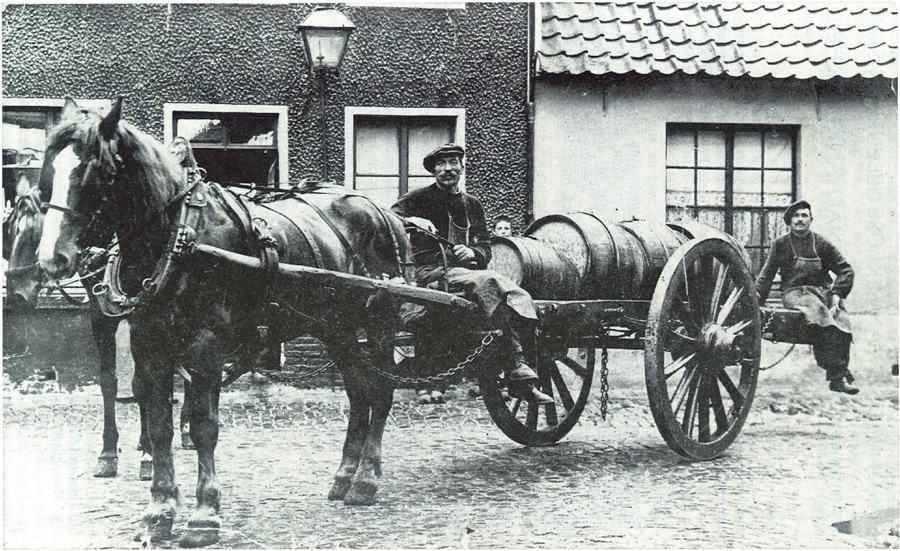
top-left (539, 2), bottom-right (899, 79)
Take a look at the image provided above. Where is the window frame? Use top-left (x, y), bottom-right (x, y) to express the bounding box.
top-left (344, 106), bottom-right (466, 195)
top-left (665, 122), bottom-right (799, 265)
top-left (164, 103), bottom-right (289, 186)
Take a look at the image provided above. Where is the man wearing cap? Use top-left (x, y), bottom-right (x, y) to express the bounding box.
top-left (391, 144), bottom-right (552, 403)
top-left (756, 200), bottom-right (858, 394)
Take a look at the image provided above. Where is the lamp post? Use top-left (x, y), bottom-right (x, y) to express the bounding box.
top-left (298, 7), bottom-right (356, 181)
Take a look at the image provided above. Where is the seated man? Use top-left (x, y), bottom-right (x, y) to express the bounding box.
top-left (391, 144), bottom-right (552, 403)
top-left (756, 200), bottom-right (858, 395)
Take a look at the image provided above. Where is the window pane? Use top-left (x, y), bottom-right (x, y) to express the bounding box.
top-left (697, 169), bottom-right (725, 206)
top-left (734, 132), bottom-right (762, 168)
top-left (666, 168), bottom-right (694, 192)
top-left (764, 131), bottom-right (792, 168)
top-left (733, 210), bottom-right (762, 247)
top-left (192, 148), bottom-right (276, 185)
top-left (666, 129), bottom-right (694, 167)
top-left (177, 118), bottom-right (225, 144)
top-left (764, 170), bottom-right (792, 194)
top-left (227, 113), bottom-right (276, 146)
top-left (697, 131), bottom-right (725, 167)
top-left (409, 119), bottom-right (454, 177)
top-left (355, 120), bottom-right (399, 175)
top-left (355, 176), bottom-right (401, 208)
top-left (733, 170), bottom-right (761, 206)
top-left (408, 176), bottom-right (434, 192)
top-left (765, 210), bottom-right (785, 244)
top-left (697, 208), bottom-right (726, 232)
top-left (666, 206), bottom-right (696, 223)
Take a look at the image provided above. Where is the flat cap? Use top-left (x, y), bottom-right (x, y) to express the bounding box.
top-left (423, 143), bottom-right (465, 173)
top-left (783, 199), bottom-right (812, 225)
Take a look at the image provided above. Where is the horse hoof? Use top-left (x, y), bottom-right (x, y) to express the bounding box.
top-left (139, 459), bottom-right (153, 481)
top-left (133, 512), bottom-right (174, 543)
top-left (180, 518), bottom-right (221, 548)
top-left (93, 456), bottom-right (118, 478)
top-left (343, 479), bottom-right (378, 506)
top-left (181, 431), bottom-right (195, 450)
top-left (328, 476), bottom-right (352, 501)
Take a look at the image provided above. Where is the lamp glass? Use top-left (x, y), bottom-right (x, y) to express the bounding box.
top-left (305, 29), bottom-right (351, 70)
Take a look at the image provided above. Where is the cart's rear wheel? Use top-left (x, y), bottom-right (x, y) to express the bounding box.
top-left (480, 341), bottom-right (594, 446)
top-left (645, 237), bottom-right (760, 460)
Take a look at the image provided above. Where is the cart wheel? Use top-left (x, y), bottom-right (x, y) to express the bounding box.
top-left (645, 237), bottom-right (760, 460)
top-left (480, 342), bottom-right (594, 446)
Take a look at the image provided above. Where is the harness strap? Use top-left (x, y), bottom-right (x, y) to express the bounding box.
top-left (290, 192), bottom-right (372, 278)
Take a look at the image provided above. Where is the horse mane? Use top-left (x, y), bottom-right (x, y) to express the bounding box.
top-left (46, 108), bottom-right (185, 234)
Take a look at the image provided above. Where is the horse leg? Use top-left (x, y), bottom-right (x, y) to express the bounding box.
top-left (323, 337), bottom-right (370, 501)
top-left (344, 347), bottom-right (395, 506)
top-left (134, 371), bottom-right (153, 482)
top-left (180, 330), bottom-right (223, 549)
top-left (91, 311), bottom-right (119, 478)
top-left (131, 328), bottom-right (180, 543)
top-left (180, 379), bottom-right (195, 450)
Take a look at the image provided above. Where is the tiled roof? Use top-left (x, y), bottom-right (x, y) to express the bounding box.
top-left (538, 3), bottom-right (898, 79)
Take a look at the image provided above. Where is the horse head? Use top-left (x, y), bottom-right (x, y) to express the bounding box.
top-left (37, 96), bottom-right (183, 283)
top-left (5, 190), bottom-right (45, 308)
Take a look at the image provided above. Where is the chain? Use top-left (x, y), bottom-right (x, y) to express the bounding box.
top-left (758, 310), bottom-right (797, 371)
top-left (259, 362), bottom-right (334, 385)
top-left (600, 347), bottom-right (610, 420)
top-left (361, 331), bottom-right (496, 385)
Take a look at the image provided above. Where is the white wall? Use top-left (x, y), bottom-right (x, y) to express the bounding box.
top-left (534, 73), bottom-right (898, 319)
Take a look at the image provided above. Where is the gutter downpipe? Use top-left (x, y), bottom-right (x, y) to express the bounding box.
top-left (526, 2), bottom-right (537, 225)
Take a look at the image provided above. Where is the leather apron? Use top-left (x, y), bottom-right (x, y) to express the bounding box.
top-left (781, 233), bottom-right (852, 335)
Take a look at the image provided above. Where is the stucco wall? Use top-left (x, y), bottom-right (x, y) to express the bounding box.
top-left (2, 3), bottom-right (530, 228)
top-left (534, 73), bottom-right (898, 320)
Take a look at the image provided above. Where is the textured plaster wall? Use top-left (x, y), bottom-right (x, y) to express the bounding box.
top-left (2, 3), bottom-right (530, 229)
top-left (534, 72), bottom-right (898, 354)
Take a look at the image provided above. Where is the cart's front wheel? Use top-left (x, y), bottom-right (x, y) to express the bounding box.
top-left (480, 342), bottom-right (594, 446)
top-left (645, 237), bottom-right (761, 460)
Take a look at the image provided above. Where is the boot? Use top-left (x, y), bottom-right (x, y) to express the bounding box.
top-left (829, 377), bottom-right (859, 395)
top-left (506, 355), bottom-right (553, 404)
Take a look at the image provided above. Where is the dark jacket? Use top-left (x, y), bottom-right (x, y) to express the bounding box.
top-left (755, 231), bottom-right (854, 303)
top-left (391, 183), bottom-right (491, 269)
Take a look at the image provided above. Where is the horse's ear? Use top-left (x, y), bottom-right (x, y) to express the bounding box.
top-left (62, 96), bottom-right (79, 119)
top-left (99, 96), bottom-right (124, 140)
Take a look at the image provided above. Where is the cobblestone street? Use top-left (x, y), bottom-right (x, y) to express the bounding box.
top-left (3, 367), bottom-right (898, 549)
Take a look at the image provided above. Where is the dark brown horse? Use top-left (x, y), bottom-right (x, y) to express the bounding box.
top-left (4, 187), bottom-right (165, 479)
top-left (36, 97), bottom-right (413, 547)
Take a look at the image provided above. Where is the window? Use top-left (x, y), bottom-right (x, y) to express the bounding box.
top-left (345, 107), bottom-right (465, 208)
top-left (2, 99), bottom-right (110, 207)
top-left (164, 104), bottom-right (288, 187)
top-left (665, 124), bottom-right (797, 272)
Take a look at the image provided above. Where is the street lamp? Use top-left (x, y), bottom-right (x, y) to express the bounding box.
top-left (298, 8), bottom-right (356, 180)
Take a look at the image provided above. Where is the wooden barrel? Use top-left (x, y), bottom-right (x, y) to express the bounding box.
top-left (488, 236), bottom-right (580, 300)
top-left (524, 213), bottom-right (650, 299)
top-left (619, 220), bottom-right (690, 298)
top-left (666, 219), bottom-right (752, 268)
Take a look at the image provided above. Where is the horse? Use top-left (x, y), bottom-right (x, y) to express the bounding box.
top-left (36, 96), bottom-right (414, 547)
top-left (3, 186), bottom-right (192, 480)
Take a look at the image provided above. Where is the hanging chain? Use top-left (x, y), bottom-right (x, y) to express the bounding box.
top-left (758, 312), bottom-right (796, 371)
top-left (600, 347), bottom-right (610, 420)
top-left (360, 331), bottom-right (496, 385)
top-left (260, 362), bottom-right (334, 385)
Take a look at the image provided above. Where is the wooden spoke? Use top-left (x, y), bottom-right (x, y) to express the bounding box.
top-left (708, 376), bottom-right (730, 434)
top-left (680, 371), bottom-right (701, 435)
top-left (510, 397), bottom-right (522, 416)
top-left (526, 400), bottom-right (539, 430)
top-left (671, 365), bottom-right (699, 415)
top-left (709, 262), bottom-right (731, 322)
top-left (717, 370), bottom-right (745, 412)
top-left (667, 328), bottom-right (698, 346)
top-left (549, 362), bottom-right (576, 411)
top-left (725, 319), bottom-right (752, 336)
top-left (671, 300), bottom-right (701, 334)
top-left (697, 376), bottom-right (711, 443)
top-left (558, 356), bottom-right (588, 379)
top-left (715, 286), bottom-right (744, 326)
top-left (665, 352), bottom-right (697, 380)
